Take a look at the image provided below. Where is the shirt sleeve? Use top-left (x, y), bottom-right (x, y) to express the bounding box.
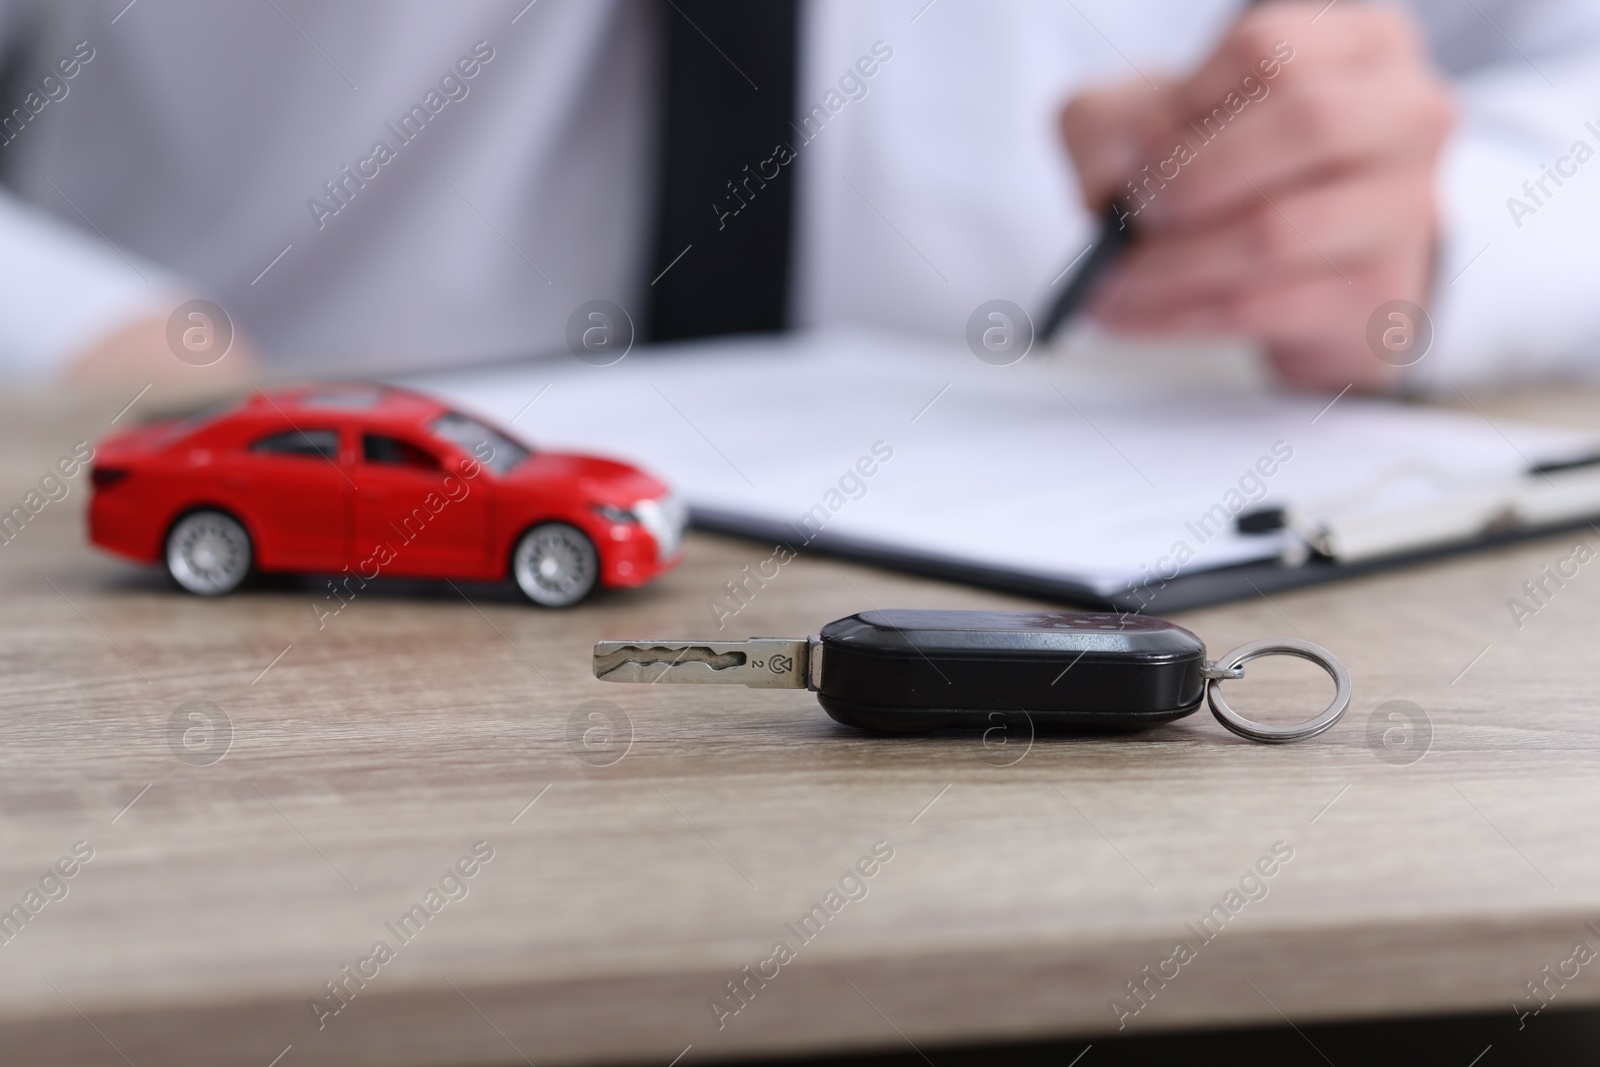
top-left (0, 189), bottom-right (187, 380)
top-left (1406, 0), bottom-right (1600, 388)
top-left (0, 1), bottom-right (188, 380)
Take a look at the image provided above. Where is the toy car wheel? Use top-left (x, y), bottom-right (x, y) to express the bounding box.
top-left (512, 522), bottom-right (598, 607)
top-left (166, 510), bottom-right (253, 596)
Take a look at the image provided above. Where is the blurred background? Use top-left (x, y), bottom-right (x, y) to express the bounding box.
top-left (0, 0), bottom-right (1598, 393)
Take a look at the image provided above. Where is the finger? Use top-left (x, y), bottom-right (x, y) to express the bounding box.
top-left (1243, 270), bottom-right (1411, 390)
top-left (1092, 268), bottom-right (1410, 391)
top-left (1097, 165), bottom-right (1437, 314)
top-left (1093, 255), bottom-right (1411, 343)
top-left (1226, 262), bottom-right (1403, 347)
top-left (1137, 71), bottom-right (1452, 230)
top-left (1107, 254), bottom-right (1420, 388)
top-left (1059, 78), bottom-right (1176, 208)
top-left (1091, 234), bottom-right (1431, 354)
top-left (1175, 2), bottom-right (1424, 123)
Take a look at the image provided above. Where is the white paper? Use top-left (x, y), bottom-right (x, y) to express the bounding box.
top-left (404, 330), bottom-right (1598, 598)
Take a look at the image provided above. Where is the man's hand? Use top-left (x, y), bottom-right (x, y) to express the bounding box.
top-left (1059, 2), bottom-right (1454, 390)
top-left (63, 307), bottom-right (259, 399)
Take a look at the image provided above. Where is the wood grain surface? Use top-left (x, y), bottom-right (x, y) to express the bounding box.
top-left (3, 384), bottom-right (1600, 1066)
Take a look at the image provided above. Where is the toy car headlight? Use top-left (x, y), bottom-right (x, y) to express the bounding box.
top-left (631, 493), bottom-right (687, 559)
top-left (592, 503), bottom-right (634, 525)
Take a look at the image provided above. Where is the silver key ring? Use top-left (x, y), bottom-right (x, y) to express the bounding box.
top-left (1201, 639), bottom-right (1351, 744)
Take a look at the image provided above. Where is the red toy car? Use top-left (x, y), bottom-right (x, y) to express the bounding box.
top-left (88, 384), bottom-right (685, 607)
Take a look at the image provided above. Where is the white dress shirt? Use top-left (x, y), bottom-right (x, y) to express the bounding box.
top-left (0, 0), bottom-right (655, 377)
top-left (0, 0), bottom-right (1597, 386)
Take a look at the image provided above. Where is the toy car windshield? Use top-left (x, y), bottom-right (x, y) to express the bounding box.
top-left (428, 412), bottom-right (530, 475)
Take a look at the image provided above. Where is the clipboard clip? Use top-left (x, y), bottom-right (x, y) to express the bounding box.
top-left (1236, 455), bottom-right (1600, 566)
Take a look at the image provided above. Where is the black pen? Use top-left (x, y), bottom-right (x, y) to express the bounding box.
top-left (1038, 0), bottom-right (1270, 344)
top-left (1037, 202), bottom-right (1135, 344)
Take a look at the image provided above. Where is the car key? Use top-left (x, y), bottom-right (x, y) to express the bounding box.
top-left (593, 609), bottom-right (1350, 743)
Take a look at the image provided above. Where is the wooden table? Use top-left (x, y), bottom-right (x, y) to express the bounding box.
top-left (4, 385), bottom-right (1600, 1067)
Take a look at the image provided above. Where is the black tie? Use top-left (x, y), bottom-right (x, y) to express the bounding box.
top-left (648, 0), bottom-right (799, 342)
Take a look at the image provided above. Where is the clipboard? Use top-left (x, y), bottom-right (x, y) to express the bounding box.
top-left (692, 476), bottom-right (1600, 614)
top-left (409, 330), bottom-right (1600, 613)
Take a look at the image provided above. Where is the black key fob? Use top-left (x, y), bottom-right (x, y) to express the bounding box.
top-left (593, 608), bottom-right (1351, 743)
top-left (815, 610), bottom-right (1205, 733)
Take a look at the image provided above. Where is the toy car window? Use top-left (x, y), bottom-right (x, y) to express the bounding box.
top-left (250, 429), bottom-right (340, 459)
top-left (429, 412), bottom-right (530, 475)
top-left (363, 434), bottom-right (441, 471)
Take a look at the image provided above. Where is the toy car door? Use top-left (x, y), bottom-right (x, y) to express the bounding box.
top-left (227, 425), bottom-right (350, 570)
top-left (351, 432), bottom-right (491, 577)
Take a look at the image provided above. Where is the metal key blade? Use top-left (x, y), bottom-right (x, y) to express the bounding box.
top-left (592, 638), bottom-right (810, 689)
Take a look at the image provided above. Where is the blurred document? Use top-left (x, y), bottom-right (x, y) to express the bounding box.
top-left (408, 330), bottom-right (1600, 601)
